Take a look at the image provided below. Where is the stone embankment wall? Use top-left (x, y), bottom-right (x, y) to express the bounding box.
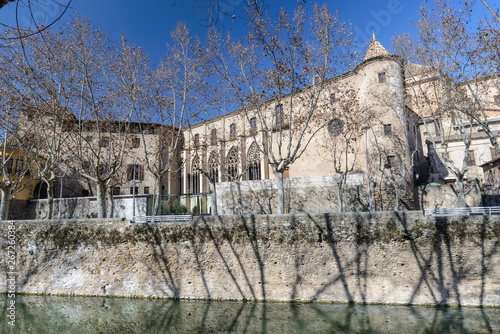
top-left (0, 213), bottom-right (498, 306)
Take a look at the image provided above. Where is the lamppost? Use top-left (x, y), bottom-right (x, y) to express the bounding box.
top-left (363, 124), bottom-right (373, 212)
top-left (132, 137), bottom-right (142, 221)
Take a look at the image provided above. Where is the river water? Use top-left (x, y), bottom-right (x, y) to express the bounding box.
top-left (1, 295), bottom-right (498, 333)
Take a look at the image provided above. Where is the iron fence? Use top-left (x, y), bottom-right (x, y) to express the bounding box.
top-left (424, 206), bottom-right (500, 216)
top-left (132, 215), bottom-right (193, 224)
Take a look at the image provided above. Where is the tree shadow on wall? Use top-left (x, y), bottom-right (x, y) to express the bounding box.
top-left (136, 224), bottom-right (182, 299)
top-left (394, 211), bottom-right (498, 308)
top-left (305, 212), bottom-right (371, 304)
top-left (196, 216), bottom-right (255, 301)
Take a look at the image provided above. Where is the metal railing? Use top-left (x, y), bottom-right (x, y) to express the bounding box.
top-left (424, 206), bottom-right (500, 216)
top-left (132, 215), bottom-right (193, 224)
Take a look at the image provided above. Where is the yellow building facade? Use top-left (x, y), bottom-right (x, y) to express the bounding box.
top-left (0, 148), bottom-right (40, 200)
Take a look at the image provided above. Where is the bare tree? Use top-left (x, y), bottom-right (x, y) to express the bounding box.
top-left (138, 22), bottom-right (206, 216)
top-left (370, 110), bottom-right (418, 211)
top-left (395, 41), bottom-right (476, 207)
top-left (0, 103), bottom-right (33, 220)
top-left (0, 1), bottom-right (72, 41)
top-left (186, 122), bottom-right (226, 216)
top-left (394, 0), bottom-right (500, 206)
top-left (0, 25), bottom-right (80, 218)
top-left (322, 87), bottom-right (365, 212)
top-left (60, 17), bottom-right (139, 218)
top-left (206, 4), bottom-right (358, 214)
top-left (179, 0), bottom-right (307, 27)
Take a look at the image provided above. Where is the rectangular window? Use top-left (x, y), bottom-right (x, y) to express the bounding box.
top-left (378, 72), bottom-right (386, 83)
top-left (275, 104), bottom-right (284, 128)
top-left (5, 159), bottom-right (13, 175)
top-left (144, 186), bottom-right (149, 194)
top-left (100, 137), bottom-right (109, 148)
top-left (15, 158), bottom-right (24, 174)
top-left (131, 137), bottom-right (140, 148)
top-left (250, 117), bottom-right (257, 135)
top-left (384, 124), bottom-right (392, 136)
top-left (82, 161), bottom-right (91, 172)
top-left (211, 128), bottom-right (217, 145)
top-left (113, 187), bottom-right (120, 195)
top-left (194, 134), bottom-right (200, 147)
top-left (86, 136), bottom-right (92, 143)
top-left (330, 93), bottom-right (336, 104)
top-left (386, 155), bottom-right (396, 168)
top-left (491, 147), bottom-right (500, 160)
top-left (230, 123), bottom-right (236, 140)
top-left (494, 95), bottom-right (500, 106)
top-left (98, 164), bottom-right (109, 176)
top-left (127, 164), bottom-right (144, 181)
top-left (467, 150), bottom-right (476, 166)
top-left (130, 187), bottom-right (139, 195)
top-left (62, 121), bottom-right (72, 132)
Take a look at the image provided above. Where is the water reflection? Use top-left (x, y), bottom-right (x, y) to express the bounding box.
top-left (1, 295), bottom-right (498, 333)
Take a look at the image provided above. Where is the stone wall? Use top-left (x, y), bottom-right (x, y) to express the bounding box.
top-left (26, 196), bottom-right (150, 220)
top-left (216, 175), bottom-right (368, 215)
top-left (419, 183), bottom-right (482, 209)
top-left (216, 175), bottom-right (419, 215)
top-left (0, 213), bottom-right (498, 306)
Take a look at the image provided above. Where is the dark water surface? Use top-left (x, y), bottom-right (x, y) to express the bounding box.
top-left (1, 295), bottom-right (498, 333)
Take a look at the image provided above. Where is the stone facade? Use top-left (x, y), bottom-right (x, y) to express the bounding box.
top-left (1, 213), bottom-right (498, 307)
top-left (180, 37), bottom-right (418, 213)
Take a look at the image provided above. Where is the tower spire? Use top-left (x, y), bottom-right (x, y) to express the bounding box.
top-left (363, 32), bottom-right (390, 61)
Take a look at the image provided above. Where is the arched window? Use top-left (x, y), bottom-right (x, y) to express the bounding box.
top-left (211, 129), bottom-right (217, 145)
top-left (250, 117), bottom-right (257, 135)
top-left (229, 123), bottom-right (237, 140)
top-left (208, 152), bottom-right (219, 183)
top-left (192, 156), bottom-right (200, 193)
top-left (227, 146), bottom-right (239, 180)
top-left (248, 143), bottom-right (261, 181)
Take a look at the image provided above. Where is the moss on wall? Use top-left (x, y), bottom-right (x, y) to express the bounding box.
top-left (2, 214), bottom-right (497, 252)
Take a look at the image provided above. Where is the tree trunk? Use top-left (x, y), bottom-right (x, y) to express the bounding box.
top-left (209, 181), bottom-right (218, 216)
top-left (236, 180), bottom-right (243, 215)
top-left (274, 169), bottom-right (285, 214)
top-left (455, 177), bottom-right (466, 208)
top-left (337, 182), bottom-right (343, 212)
top-left (0, 187), bottom-right (12, 220)
top-left (45, 179), bottom-right (54, 219)
top-left (394, 183), bottom-right (400, 211)
top-left (340, 173), bottom-right (349, 212)
top-left (96, 182), bottom-right (107, 218)
top-left (153, 176), bottom-right (162, 216)
top-left (107, 192), bottom-right (114, 218)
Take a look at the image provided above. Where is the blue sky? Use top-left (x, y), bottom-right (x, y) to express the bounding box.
top-left (1, 0), bottom-right (426, 62)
